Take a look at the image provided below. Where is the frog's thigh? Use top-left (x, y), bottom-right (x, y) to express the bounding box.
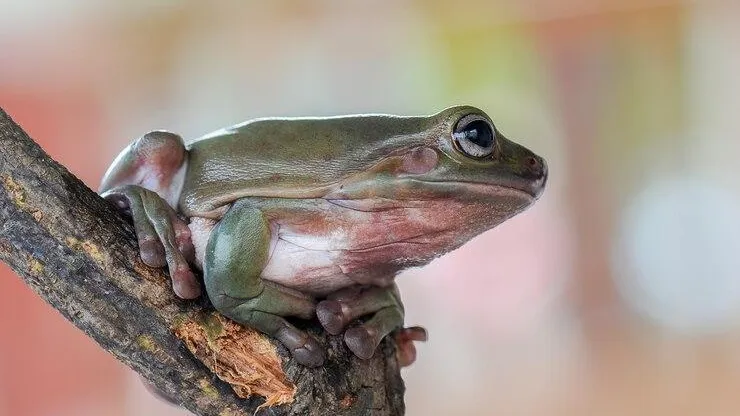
top-left (204, 203), bottom-right (324, 367)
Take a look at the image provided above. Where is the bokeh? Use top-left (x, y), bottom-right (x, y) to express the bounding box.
top-left (1, 1), bottom-right (739, 415)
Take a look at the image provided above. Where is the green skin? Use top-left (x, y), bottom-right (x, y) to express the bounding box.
top-left (99, 105), bottom-right (547, 367)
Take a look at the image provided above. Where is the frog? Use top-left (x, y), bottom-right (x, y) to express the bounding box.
top-left (99, 105), bottom-right (547, 368)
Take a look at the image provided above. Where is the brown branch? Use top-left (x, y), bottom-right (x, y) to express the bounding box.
top-left (0, 107), bottom-right (405, 416)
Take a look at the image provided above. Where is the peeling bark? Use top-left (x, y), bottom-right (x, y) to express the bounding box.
top-left (0, 107), bottom-right (405, 416)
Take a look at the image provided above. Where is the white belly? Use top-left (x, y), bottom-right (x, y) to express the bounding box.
top-left (260, 233), bottom-right (356, 295)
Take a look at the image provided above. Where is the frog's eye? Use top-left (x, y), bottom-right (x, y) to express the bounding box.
top-left (452, 115), bottom-right (496, 158)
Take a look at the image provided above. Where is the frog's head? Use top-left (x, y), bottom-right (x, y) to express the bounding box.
top-left (419, 105), bottom-right (547, 201)
top-left (332, 105), bottom-right (547, 226)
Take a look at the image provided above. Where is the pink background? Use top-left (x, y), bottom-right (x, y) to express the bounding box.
top-left (2, 2), bottom-right (740, 415)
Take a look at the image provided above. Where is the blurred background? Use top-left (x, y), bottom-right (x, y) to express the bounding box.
top-left (1, 0), bottom-right (739, 415)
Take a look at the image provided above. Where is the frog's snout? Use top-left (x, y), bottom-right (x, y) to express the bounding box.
top-left (520, 154), bottom-right (548, 199)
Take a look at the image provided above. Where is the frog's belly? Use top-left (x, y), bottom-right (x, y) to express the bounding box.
top-left (260, 235), bottom-right (356, 295)
top-left (259, 215), bottom-right (444, 296)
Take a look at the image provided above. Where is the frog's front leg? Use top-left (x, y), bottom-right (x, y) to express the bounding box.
top-left (100, 131), bottom-right (200, 299)
top-left (316, 285), bottom-right (427, 366)
top-left (102, 185), bottom-right (200, 299)
top-left (204, 202), bottom-right (325, 367)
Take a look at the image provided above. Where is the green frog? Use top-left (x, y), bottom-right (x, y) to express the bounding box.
top-left (99, 105), bottom-right (547, 367)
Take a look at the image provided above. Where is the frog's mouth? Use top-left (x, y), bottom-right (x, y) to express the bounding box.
top-left (414, 175), bottom-right (546, 202)
top-left (413, 156), bottom-right (548, 201)
top-left (488, 173), bottom-right (547, 200)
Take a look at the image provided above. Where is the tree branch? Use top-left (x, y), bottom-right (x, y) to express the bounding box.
top-left (0, 107), bottom-right (405, 416)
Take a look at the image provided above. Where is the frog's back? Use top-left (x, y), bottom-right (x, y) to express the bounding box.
top-left (180, 115), bottom-right (430, 217)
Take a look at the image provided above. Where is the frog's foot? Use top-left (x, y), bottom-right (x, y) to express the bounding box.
top-left (314, 298), bottom-right (350, 335)
top-left (317, 285), bottom-right (424, 363)
top-left (315, 285), bottom-right (385, 335)
top-left (394, 326), bottom-right (427, 367)
top-left (344, 305), bottom-right (403, 360)
top-left (217, 290), bottom-right (325, 367)
top-left (102, 184), bottom-right (200, 299)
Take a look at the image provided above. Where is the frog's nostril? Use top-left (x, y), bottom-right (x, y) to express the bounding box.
top-left (523, 155), bottom-right (546, 178)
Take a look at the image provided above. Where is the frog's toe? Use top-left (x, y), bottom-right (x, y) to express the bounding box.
top-left (316, 300), bottom-right (349, 335)
top-left (344, 304), bottom-right (404, 360)
top-left (344, 326), bottom-right (378, 360)
top-left (170, 212), bottom-right (196, 263)
top-left (138, 235), bottom-right (166, 268)
top-left (394, 326), bottom-right (427, 367)
top-left (104, 192), bottom-right (132, 215)
top-left (104, 187), bottom-right (167, 268)
top-left (291, 337), bottom-right (325, 367)
top-left (171, 265), bottom-right (201, 299)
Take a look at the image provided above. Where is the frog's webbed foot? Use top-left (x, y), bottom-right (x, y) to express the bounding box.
top-left (227, 281), bottom-right (324, 367)
top-left (316, 285), bottom-right (426, 366)
top-left (102, 185), bottom-right (200, 299)
top-left (213, 284), bottom-right (325, 367)
top-left (242, 308), bottom-right (325, 367)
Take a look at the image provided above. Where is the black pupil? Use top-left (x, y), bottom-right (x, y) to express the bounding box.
top-left (461, 120), bottom-right (493, 148)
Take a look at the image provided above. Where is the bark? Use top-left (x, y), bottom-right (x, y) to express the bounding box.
top-left (0, 107), bottom-right (405, 416)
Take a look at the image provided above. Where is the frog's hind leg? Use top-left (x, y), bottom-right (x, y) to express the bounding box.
top-left (317, 285), bottom-right (427, 365)
top-left (204, 202), bottom-right (325, 367)
top-left (316, 286), bottom-right (398, 335)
